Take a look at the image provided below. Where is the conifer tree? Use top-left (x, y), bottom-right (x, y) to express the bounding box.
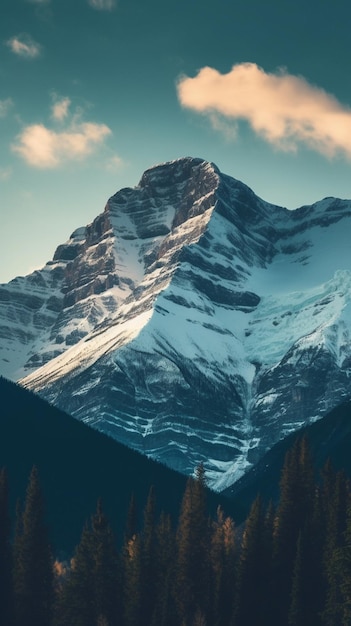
top-left (175, 463), bottom-right (210, 624)
top-left (150, 512), bottom-right (175, 626)
top-left (288, 530), bottom-right (306, 626)
top-left (57, 500), bottom-right (120, 626)
top-left (209, 506), bottom-right (236, 626)
top-left (56, 523), bottom-right (95, 626)
top-left (338, 496), bottom-right (351, 625)
top-left (13, 466), bottom-right (53, 626)
top-left (123, 531), bottom-right (142, 626)
top-left (322, 467), bottom-right (350, 625)
top-left (272, 437), bottom-right (315, 624)
top-left (234, 494), bottom-right (270, 626)
top-left (0, 467), bottom-right (13, 625)
top-left (140, 486), bottom-right (157, 624)
top-left (125, 493), bottom-right (138, 542)
top-left (91, 499), bottom-right (120, 626)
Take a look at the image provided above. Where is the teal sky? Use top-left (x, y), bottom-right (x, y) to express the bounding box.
top-left (1, 0), bottom-right (351, 282)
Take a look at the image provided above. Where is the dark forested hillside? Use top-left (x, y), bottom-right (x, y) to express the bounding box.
top-left (0, 377), bottom-right (236, 554)
top-left (2, 437), bottom-right (351, 625)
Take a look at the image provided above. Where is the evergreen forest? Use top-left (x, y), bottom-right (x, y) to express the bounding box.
top-left (1, 438), bottom-right (351, 626)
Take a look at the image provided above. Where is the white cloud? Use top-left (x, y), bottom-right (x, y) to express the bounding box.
top-left (6, 34), bottom-right (41, 59)
top-left (177, 62), bottom-right (351, 159)
top-left (51, 97), bottom-right (71, 122)
top-left (88, 0), bottom-right (116, 10)
top-left (0, 98), bottom-right (13, 118)
top-left (12, 122), bottom-right (112, 168)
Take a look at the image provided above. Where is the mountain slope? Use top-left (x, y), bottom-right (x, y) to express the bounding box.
top-left (0, 376), bottom-right (235, 554)
top-left (1, 157), bottom-right (351, 490)
top-left (225, 399), bottom-right (351, 521)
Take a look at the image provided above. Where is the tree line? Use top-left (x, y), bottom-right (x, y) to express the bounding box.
top-left (1, 438), bottom-right (351, 625)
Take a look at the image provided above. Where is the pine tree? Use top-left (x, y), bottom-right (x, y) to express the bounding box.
top-left (209, 506), bottom-right (236, 626)
top-left (56, 523), bottom-right (96, 626)
top-left (57, 500), bottom-right (120, 626)
top-left (125, 493), bottom-right (138, 542)
top-left (150, 511), bottom-right (176, 626)
top-left (272, 437), bottom-right (315, 624)
top-left (174, 463), bottom-right (210, 624)
top-left (0, 467), bottom-right (13, 625)
top-left (288, 531), bottom-right (306, 626)
top-left (123, 531), bottom-right (142, 626)
top-left (91, 499), bottom-right (120, 626)
top-left (322, 467), bottom-right (350, 626)
top-left (140, 486), bottom-right (157, 624)
top-left (233, 495), bottom-right (270, 626)
top-left (13, 466), bottom-right (53, 626)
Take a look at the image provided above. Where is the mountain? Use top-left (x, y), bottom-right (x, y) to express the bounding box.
top-left (1, 157), bottom-right (351, 491)
top-left (0, 376), bottom-right (235, 554)
top-left (223, 398), bottom-right (351, 519)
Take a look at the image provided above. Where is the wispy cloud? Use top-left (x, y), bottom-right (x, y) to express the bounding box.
top-left (0, 98), bottom-right (13, 118)
top-left (0, 166), bottom-right (12, 181)
top-left (177, 62), bottom-right (351, 159)
top-left (88, 0), bottom-right (116, 10)
top-left (105, 155), bottom-right (124, 171)
top-left (12, 122), bottom-right (112, 168)
top-left (51, 96), bottom-right (71, 122)
top-left (6, 34), bottom-right (42, 59)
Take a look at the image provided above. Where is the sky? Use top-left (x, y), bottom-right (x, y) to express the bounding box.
top-left (1, 0), bottom-right (351, 283)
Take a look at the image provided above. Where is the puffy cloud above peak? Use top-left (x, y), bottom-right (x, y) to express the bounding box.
top-left (6, 34), bottom-right (42, 59)
top-left (88, 0), bottom-right (116, 10)
top-left (177, 62), bottom-right (351, 160)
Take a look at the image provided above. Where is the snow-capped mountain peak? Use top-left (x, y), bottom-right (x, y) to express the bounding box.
top-left (1, 157), bottom-right (351, 491)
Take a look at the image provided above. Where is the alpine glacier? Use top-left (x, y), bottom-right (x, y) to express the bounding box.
top-left (1, 157), bottom-right (351, 490)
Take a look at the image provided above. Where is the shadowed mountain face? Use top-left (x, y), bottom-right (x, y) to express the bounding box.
top-left (1, 157), bottom-right (351, 490)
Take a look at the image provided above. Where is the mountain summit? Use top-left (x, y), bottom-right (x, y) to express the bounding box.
top-left (2, 157), bottom-right (351, 490)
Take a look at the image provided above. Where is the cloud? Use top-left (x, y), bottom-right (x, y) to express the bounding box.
top-left (51, 97), bottom-right (71, 122)
top-left (105, 155), bottom-right (124, 171)
top-left (88, 0), bottom-right (116, 10)
top-left (0, 98), bottom-right (13, 118)
top-left (177, 62), bottom-right (351, 159)
top-left (0, 167), bottom-right (12, 181)
top-left (12, 122), bottom-right (112, 168)
top-left (6, 34), bottom-right (41, 59)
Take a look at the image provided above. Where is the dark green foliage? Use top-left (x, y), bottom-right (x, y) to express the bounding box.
top-left (234, 495), bottom-right (272, 626)
top-left (0, 467), bottom-right (13, 625)
top-left (175, 463), bottom-right (211, 624)
top-left (4, 381), bottom-right (351, 624)
top-left (13, 466), bottom-right (53, 626)
top-left (150, 511), bottom-right (175, 626)
top-left (123, 532), bottom-right (142, 625)
top-left (125, 493), bottom-right (138, 542)
top-left (209, 506), bottom-right (236, 626)
top-left (0, 377), bottom-right (237, 554)
top-left (140, 486), bottom-right (157, 624)
top-left (272, 437), bottom-right (316, 624)
top-left (56, 499), bottom-right (120, 626)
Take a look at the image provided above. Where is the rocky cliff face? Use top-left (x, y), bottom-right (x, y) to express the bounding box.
top-left (2, 157), bottom-right (351, 490)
